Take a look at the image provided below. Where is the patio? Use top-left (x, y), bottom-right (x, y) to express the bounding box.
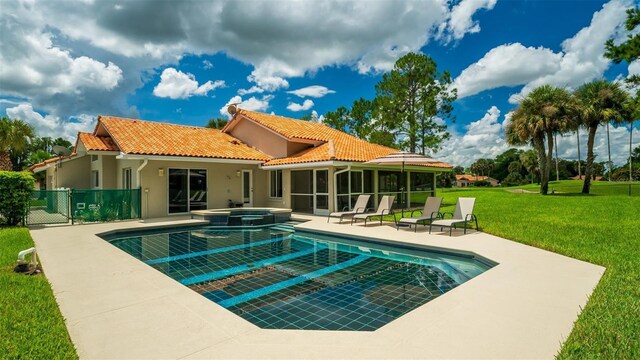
top-left (29, 216), bottom-right (604, 359)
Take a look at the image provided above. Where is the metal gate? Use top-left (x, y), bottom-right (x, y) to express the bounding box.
top-left (27, 189), bottom-right (70, 225)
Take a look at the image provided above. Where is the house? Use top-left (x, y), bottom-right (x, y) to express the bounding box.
top-left (30, 108), bottom-right (452, 218)
top-left (455, 174), bottom-right (499, 187)
top-left (569, 175), bottom-right (604, 181)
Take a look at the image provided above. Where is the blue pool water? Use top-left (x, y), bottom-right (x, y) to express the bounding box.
top-left (102, 223), bottom-right (495, 331)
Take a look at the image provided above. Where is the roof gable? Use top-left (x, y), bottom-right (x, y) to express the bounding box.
top-left (97, 116), bottom-right (270, 161)
top-left (78, 132), bottom-right (119, 152)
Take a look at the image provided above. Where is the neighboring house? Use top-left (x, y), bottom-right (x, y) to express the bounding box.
top-left (31, 108), bottom-right (452, 218)
top-left (455, 174), bottom-right (499, 187)
top-left (570, 175), bottom-right (604, 181)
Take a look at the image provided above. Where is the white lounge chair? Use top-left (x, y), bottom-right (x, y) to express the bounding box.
top-left (396, 197), bottom-right (443, 232)
top-left (327, 195), bottom-right (371, 223)
top-left (429, 197), bottom-right (478, 236)
top-left (351, 195), bottom-right (395, 226)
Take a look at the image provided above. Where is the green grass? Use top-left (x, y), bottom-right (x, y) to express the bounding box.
top-left (516, 179), bottom-right (640, 196)
top-left (0, 227), bottom-right (77, 359)
top-left (434, 185), bottom-right (640, 358)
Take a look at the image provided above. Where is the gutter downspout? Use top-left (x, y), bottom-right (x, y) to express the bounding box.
top-left (137, 159), bottom-right (148, 218)
top-left (333, 165), bottom-right (351, 212)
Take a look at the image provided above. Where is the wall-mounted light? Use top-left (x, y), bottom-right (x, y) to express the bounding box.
top-left (158, 168), bottom-right (164, 176)
top-left (236, 170), bottom-right (241, 177)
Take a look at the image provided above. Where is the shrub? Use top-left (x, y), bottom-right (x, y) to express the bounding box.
top-left (502, 172), bottom-right (525, 187)
top-left (0, 171), bottom-right (35, 225)
top-left (472, 180), bottom-right (491, 187)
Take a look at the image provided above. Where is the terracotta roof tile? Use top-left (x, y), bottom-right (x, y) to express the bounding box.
top-left (29, 153), bottom-right (77, 171)
top-left (237, 110), bottom-right (452, 168)
top-left (78, 132), bottom-right (119, 151)
top-left (98, 116), bottom-right (270, 161)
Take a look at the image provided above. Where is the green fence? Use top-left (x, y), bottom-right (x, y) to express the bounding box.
top-left (27, 190), bottom-right (70, 225)
top-left (71, 189), bottom-right (141, 223)
top-left (26, 188), bottom-right (141, 225)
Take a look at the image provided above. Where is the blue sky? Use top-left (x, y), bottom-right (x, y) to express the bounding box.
top-left (0, 0), bottom-right (637, 166)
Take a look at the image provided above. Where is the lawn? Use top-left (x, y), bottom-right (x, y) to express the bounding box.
top-left (435, 184), bottom-right (640, 358)
top-left (0, 227), bottom-right (77, 359)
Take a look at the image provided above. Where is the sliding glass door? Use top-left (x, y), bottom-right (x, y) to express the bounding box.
top-left (168, 168), bottom-right (207, 214)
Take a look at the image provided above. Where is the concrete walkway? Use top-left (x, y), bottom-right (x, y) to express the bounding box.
top-left (30, 217), bottom-right (604, 359)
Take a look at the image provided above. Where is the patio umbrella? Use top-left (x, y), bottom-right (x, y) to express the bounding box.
top-left (365, 151), bottom-right (439, 215)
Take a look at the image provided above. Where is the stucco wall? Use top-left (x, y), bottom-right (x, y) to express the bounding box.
top-left (229, 119), bottom-right (289, 158)
top-left (48, 156), bottom-right (91, 189)
top-left (101, 155), bottom-right (118, 189)
top-left (116, 159), bottom-right (142, 189)
top-left (138, 160), bottom-right (265, 218)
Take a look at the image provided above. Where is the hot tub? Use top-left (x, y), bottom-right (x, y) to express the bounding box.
top-left (191, 208), bottom-right (292, 226)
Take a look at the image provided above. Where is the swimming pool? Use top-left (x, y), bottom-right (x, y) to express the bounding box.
top-left (102, 223), bottom-right (495, 331)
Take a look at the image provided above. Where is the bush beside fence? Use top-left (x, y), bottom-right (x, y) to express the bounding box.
top-left (0, 171), bottom-right (35, 225)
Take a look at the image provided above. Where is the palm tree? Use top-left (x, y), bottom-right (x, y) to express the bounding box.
top-left (0, 117), bottom-right (35, 171)
top-left (519, 149), bottom-right (539, 184)
top-left (506, 85), bottom-right (574, 194)
top-left (574, 80), bottom-right (630, 194)
top-left (627, 94), bottom-right (639, 182)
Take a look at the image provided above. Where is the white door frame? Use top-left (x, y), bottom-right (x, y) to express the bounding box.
top-left (242, 169), bottom-right (253, 207)
top-left (314, 168), bottom-right (330, 216)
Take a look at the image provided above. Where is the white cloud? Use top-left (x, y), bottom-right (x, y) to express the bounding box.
top-left (629, 60), bottom-right (640, 76)
top-left (311, 110), bottom-right (325, 123)
top-left (435, 106), bottom-right (639, 167)
top-left (23, 0), bottom-right (464, 86)
top-left (452, 0), bottom-right (633, 102)
top-left (287, 85), bottom-right (336, 98)
top-left (0, 0), bottom-right (497, 139)
top-left (435, 106), bottom-right (512, 167)
top-left (453, 43), bottom-right (563, 98)
top-left (0, 26), bottom-right (122, 98)
top-left (247, 71), bottom-right (290, 92)
top-left (202, 60), bottom-right (213, 69)
top-left (286, 99), bottom-right (314, 112)
top-left (237, 86), bottom-right (265, 96)
top-left (153, 68), bottom-right (225, 99)
top-left (219, 95), bottom-right (274, 118)
top-left (439, 0), bottom-right (497, 42)
top-left (6, 103), bottom-right (94, 140)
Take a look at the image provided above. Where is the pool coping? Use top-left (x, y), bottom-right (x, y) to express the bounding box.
top-left (29, 216), bottom-right (604, 359)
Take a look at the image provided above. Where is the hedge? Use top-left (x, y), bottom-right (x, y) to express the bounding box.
top-left (0, 171), bottom-right (35, 226)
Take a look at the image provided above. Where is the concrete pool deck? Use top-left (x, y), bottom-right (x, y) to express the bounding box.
top-left (30, 216), bottom-right (604, 359)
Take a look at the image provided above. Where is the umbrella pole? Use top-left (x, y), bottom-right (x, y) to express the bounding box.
top-left (401, 162), bottom-right (405, 218)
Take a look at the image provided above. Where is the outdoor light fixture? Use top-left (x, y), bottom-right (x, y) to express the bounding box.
top-left (236, 170), bottom-right (241, 177)
top-left (158, 168), bottom-right (164, 176)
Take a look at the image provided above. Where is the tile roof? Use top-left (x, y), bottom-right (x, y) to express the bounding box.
top-left (78, 132), bottom-right (119, 151)
top-left (236, 110), bottom-right (452, 168)
top-left (98, 116), bottom-right (270, 161)
top-left (456, 175), bottom-right (495, 181)
top-left (29, 153), bottom-right (77, 172)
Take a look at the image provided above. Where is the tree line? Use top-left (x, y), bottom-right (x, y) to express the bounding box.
top-left (0, 116), bottom-right (73, 172)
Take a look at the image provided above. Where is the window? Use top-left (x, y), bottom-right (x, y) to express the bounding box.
top-left (91, 155), bottom-right (98, 162)
top-left (91, 171), bottom-right (99, 188)
top-left (122, 168), bottom-right (132, 189)
top-left (168, 168), bottom-right (208, 214)
top-left (269, 170), bottom-right (283, 198)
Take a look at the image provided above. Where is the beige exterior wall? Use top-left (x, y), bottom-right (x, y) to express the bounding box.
top-left (46, 156), bottom-right (91, 189)
top-left (116, 159), bottom-right (142, 189)
top-left (138, 160), bottom-right (264, 218)
top-left (229, 119), bottom-right (290, 158)
top-left (101, 155), bottom-right (118, 189)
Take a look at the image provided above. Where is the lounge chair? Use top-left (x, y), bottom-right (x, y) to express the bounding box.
top-left (429, 197), bottom-right (478, 236)
top-left (327, 194), bottom-right (371, 223)
top-left (396, 197), bottom-right (443, 232)
top-left (351, 195), bottom-right (395, 226)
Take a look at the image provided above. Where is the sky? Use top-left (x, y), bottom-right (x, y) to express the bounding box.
top-left (0, 0), bottom-right (638, 167)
